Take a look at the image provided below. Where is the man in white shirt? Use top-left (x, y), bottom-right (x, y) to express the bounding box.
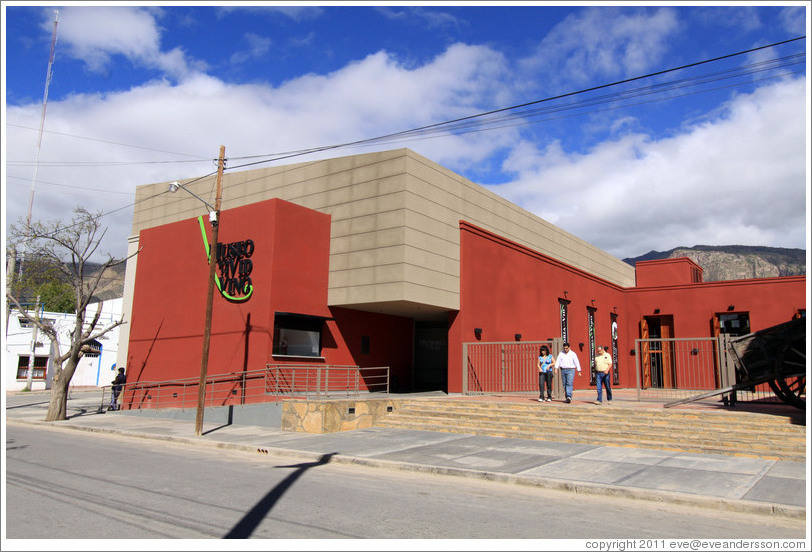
top-left (554, 342), bottom-right (581, 403)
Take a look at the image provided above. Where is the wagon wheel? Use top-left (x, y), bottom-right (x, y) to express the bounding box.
top-left (769, 376), bottom-right (805, 409)
top-left (767, 331), bottom-right (806, 410)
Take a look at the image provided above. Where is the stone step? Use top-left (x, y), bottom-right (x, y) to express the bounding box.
top-left (376, 399), bottom-right (806, 461)
top-left (386, 405), bottom-right (807, 438)
top-left (378, 411), bottom-right (804, 449)
top-left (383, 419), bottom-right (802, 449)
top-left (395, 402), bottom-right (806, 433)
top-left (376, 418), bottom-right (805, 461)
top-left (394, 399), bottom-right (805, 427)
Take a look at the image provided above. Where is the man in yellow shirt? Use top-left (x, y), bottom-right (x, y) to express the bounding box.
top-left (594, 345), bottom-right (613, 405)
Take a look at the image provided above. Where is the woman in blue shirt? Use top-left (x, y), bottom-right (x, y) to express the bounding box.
top-left (537, 345), bottom-right (554, 402)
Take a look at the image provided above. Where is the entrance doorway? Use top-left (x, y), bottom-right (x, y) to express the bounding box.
top-left (413, 321), bottom-right (448, 391)
top-left (640, 315), bottom-right (675, 388)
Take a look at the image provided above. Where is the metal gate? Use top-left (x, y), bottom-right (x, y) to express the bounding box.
top-left (632, 335), bottom-right (778, 402)
top-left (463, 339), bottom-right (562, 395)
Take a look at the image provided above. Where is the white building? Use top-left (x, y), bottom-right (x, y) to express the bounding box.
top-left (4, 297), bottom-right (123, 391)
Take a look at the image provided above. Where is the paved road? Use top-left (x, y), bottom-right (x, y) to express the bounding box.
top-left (6, 389), bottom-right (807, 517)
top-left (5, 424), bottom-right (807, 540)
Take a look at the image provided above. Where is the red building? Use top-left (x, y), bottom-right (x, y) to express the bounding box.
top-left (121, 149), bottom-right (806, 404)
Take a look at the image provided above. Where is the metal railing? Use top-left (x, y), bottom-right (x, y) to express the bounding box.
top-left (100, 364), bottom-right (390, 411)
top-left (462, 336), bottom-right (788, 405)
top-left (634, 336), bottom-right (785, 404)
top-left (463, 340), bottom-right (561, 395)
top-left (266, 364), bottom-right (389, 398)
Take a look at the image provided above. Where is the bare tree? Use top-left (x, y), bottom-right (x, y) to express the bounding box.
top-left (6, 207), bottom-right (132, 421)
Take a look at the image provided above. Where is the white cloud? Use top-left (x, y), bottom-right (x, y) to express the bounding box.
top-left (375, 7), bottom-right (461, 29)
top-left (4, 42), bottom-right (515, 260)
top-left (230, 33), bottom-right (273, 66)
top-left (50, 6), bottom-right (197, 79)
top-left (778, 6), bottom-right (806, 35)
top-left (692, 6), bottom-right (762, 33)
top-left (492, 76), bottom-right (807, 258)
top-left (6, 7), bottom-right (805, 266)
top-left (523, 7), bottom-right (680, 89)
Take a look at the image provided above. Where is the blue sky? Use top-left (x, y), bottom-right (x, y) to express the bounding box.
top-left (2, 3), bottom-right (809, 261)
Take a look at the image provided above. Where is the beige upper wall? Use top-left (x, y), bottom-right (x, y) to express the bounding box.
top-left (129, 148), bottom-right (635, 319)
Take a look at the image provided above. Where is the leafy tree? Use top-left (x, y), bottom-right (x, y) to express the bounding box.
top-left (36, 280), bottom-right (77, 313)
top-left (8, 251), bottom-right (77, 312)
top-left (6, 207), bottom-right (132, 421)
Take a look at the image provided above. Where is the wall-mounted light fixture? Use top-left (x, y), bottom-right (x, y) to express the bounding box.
top-left (653, 308), bottom-right (660, 314)
top-left (474, 328), bottom-right (483, 339)
top-left (514, 333), bottom-right (522, 341)
top-left (590, 299), bottom-right (596, 306)
top-left (727, 305), bottom-right (735, 311)
top-left (578, 342), bottom-right (584, 351)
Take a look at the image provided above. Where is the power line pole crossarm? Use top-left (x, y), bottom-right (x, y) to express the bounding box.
top-left (195, 146), bottom-right (225, 437)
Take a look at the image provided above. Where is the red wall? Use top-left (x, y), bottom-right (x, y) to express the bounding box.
top-left (126, 199), bottom-right (331, 406)
top-left (126, 199), bottom-right (805, 403)
top-left (325, 307), bottom-right (414, 391)
top-left (636, 258), bottom-right (702, 287)
top-left (453, 221), bottom-right (806, 393)
top-left (126, 198), bottom-right (414, 407)
top-left (624, 277), bottom-right (806, 338)
top-left (452, 222), bottom-right (625, 392)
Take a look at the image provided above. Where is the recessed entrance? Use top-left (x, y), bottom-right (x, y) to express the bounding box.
top-left (413, 321), bottom-right (448, 391)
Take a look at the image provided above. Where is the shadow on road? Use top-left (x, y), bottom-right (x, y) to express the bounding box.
top-left (5, 400), bottom-right (51, 410)
top-left (224, 452), bottom-right (337, 539)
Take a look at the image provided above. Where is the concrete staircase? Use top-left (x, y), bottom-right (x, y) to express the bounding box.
top-left (375, 398), bottom-right (807, 462)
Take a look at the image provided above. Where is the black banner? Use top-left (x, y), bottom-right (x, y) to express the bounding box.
top-left (611, 312), bottom-right (619, 385)
top-left (559, 300), bottom-right (569, 343)
top-left (588, 307), bottom-right (596, 385)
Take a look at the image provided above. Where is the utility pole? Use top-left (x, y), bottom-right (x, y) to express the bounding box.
top-left (26, 10), bottom-right (59, 230)
top-left (19, 10), bottom-right (59, 283)
top-left (6, 245), bottom-right (16, 337)
top-left (26, 295), bottom-right (42, 390)
top-left (195, 145), bottom-right (225, 436)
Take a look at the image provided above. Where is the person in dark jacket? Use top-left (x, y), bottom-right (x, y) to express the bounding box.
top-left (109, 367), bottom-right (126, 411)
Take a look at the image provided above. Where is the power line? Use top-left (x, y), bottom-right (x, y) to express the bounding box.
top-left (223, 36), bottom-right (805, 172)
top-left (5, 174), bottom-right (135, 196)
top-left (18, 35), bottom-right (806, 228)
top-left (6, 123), bottom-right (209, 159)
top-left (6, 158), bottom-right (213, 168)
top-left (6, 37), bottom-right (804, 171)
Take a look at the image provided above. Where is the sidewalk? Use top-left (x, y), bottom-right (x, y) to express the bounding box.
top-left (5, 389), bottom-right (807, 519)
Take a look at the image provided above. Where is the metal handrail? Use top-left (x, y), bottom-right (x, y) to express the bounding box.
top-left (265, 364), bottom-right (390, 399)
top-left (102, 364), bottom-right (390, 411)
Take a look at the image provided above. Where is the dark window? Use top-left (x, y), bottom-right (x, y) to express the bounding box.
top-left (272, 313), bottom-right (327, 357)
top-left (718, 313), bottom-right (750, 336)
top-left (361, 335), bottom-right (370, 355)
top-left (17, 355), bottom-right (48, 380)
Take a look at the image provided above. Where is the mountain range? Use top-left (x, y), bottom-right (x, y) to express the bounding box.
top-left (623, 245), bottom-right (806, 282)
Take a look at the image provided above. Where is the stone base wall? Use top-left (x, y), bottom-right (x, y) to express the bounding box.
top-left (281, 398), bottom-right (394, 433)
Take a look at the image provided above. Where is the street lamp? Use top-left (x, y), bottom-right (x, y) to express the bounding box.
top-left (168, 145), bottom-right (225, 436)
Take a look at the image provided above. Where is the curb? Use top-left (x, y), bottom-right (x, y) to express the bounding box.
top-left (7, 418), bottom-right (804, 521)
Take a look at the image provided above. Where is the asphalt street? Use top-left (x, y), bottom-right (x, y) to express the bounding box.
top-left (4, 388), bottom-right (808, 525)
top-left (5, 423), bottom-right (807, 540)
